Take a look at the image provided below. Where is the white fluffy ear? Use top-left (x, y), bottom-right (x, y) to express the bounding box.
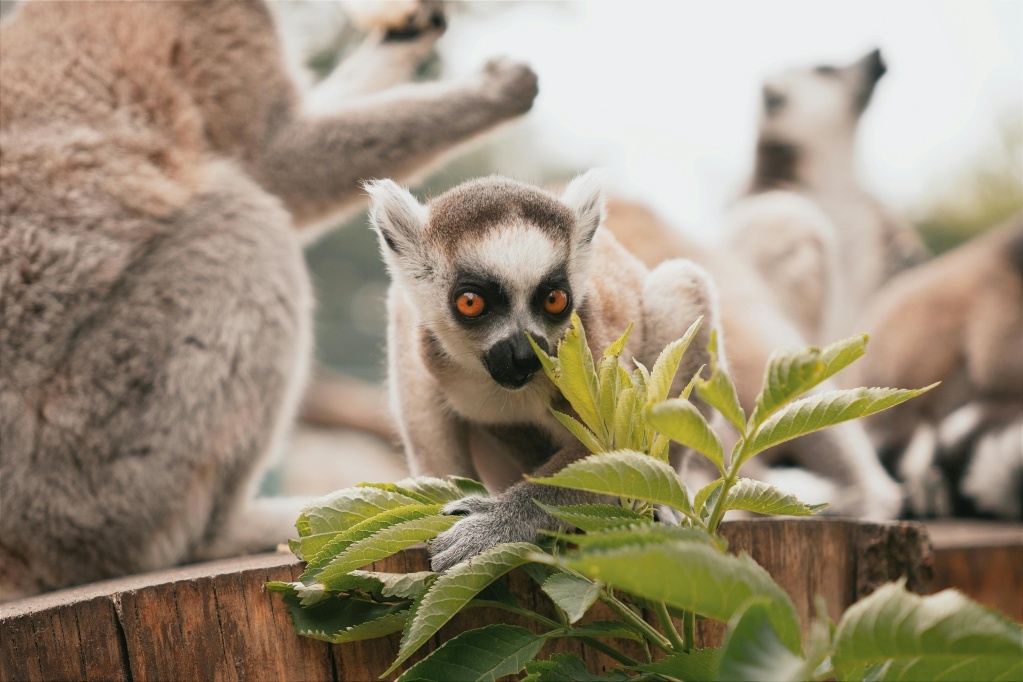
top-left (561, 169), bottom-right (608, 245)
top-left (365, 179), bottom-right (427, 259)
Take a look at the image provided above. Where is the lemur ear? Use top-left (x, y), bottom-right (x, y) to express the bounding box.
top-left (561, 169), bottom-right (608, 245)
top-left (365, 179), bottom-right (427, 258)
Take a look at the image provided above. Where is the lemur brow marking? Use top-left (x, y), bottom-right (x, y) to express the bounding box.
top-left (426, 176), bottom-right (575, 253)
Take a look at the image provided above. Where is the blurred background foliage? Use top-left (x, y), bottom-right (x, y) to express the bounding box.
top-left (913, 114), bottom-right (1022, 254)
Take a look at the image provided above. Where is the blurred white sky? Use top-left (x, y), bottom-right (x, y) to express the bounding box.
top-left (434, 0), bottom-right (1022, 239)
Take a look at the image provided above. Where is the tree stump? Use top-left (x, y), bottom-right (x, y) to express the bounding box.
top-left (0, 519), bottom-right (932, 681)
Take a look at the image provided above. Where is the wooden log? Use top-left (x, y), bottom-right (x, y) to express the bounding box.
top-left (0, 519), bottom-right (930, 681)
top-left (925, 520), bottom-right (1023, 623)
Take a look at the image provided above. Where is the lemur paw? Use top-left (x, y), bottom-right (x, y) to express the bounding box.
top-left (477, 58), bottom-right (539, 116)
top-left (430, 496), bottom-right (533, 572)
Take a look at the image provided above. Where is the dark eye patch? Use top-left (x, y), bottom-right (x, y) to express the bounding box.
top-left (531, 265), bottom-right (573, 320)
top-left (814, 65), bottom-right (840, 77)
top-left (450, 273), bottom-right (508, 327)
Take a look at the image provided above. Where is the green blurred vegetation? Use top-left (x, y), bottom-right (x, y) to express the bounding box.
top-left (914, 114), bottom-right (1023, 254)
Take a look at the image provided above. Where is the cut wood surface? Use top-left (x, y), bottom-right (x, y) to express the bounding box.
top-left (0, 519), bottom-right (936, 681)
top-left (926, 519), bottom-right (1023, 622)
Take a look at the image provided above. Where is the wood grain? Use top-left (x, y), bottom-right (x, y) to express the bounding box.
top-left (0, 519), bottom-right (935, 681)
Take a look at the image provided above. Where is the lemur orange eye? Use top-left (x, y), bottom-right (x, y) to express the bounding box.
top-left (544, 289), bottom-right (569, 315)
top-left (456, 292), bottom-right (486, 318)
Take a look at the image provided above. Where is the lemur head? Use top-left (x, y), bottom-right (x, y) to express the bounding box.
top-left (368, 171), bottom-right (605, 390)
top-left (758, 48), bottom-right (887, 147)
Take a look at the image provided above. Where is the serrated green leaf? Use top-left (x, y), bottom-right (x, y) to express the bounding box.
top-left (315, 515), bottom-right (458, 589)
top-left (648, 398), bottom-right (725, 472)
top-left (650, 432), bottom-right (670, 463)
top-left (549, 540), bottom-right (802, 653)
top-left (547, 522), bottom-right (717, 552)
top-left (552, 313), bottom-right (604, 436)
top-left (723, 478), bottom-right (824, 517)
top-left (527, 331), bottom-right (559, 377)
top-left (265, 580), bottom-right (332, 607)
top-left (604, 322), bottom-right (635, 359)
top-left (385, 542), bottom-right (540, 676)
top-left (695, 330), bottom-right (747, 434)
top-left (397, 624), bottom-right (546, 682)
top-left (598, 356), bottom-right (621, 437)
top-left (299, 487), bottom-right (425, 538)
top-left (300, 504), bottom-right (443, 581)
top-left (278, 592), bottom-right (410, 644)
top-left (541, 572), bottom-right (599, 624)
top-left (861, 657), bottom-right (1023, 681)
top-left (451, 476), bottom-right (490, 497)
top-left (363, 476), bottom-right (475, 505)
top-left (718, 598), bottom-right (807, 682)
top-left (529, 451), bottom-right (692, 517)
top-left (749, 334), bottom-right (868, 429)
top-left (647, 316), bottom-right (703, 406)
top-left (631, 648), bottom-right (721, 681)
top-left (343, 570), bottom-right (436, 600)
top-left (534, 502), bottom-right (653, 532)
top-left (355, 482), bottom-right (435, 505)
top-left (831, 580), bottom-right (1023, 681)
top-left (744, 386), bottom-right (935, 464)
top-left (612, 386), bottom-right (638, 450)
top-left (551, 410), bottom-right (605, 455)
top-left (694, 480), bottom-right (724, 516)
top-left (524, 652), bottom-right (632, 681)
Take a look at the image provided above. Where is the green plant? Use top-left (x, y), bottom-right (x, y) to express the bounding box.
top-left (267, 315), bottom-right (1022, 681)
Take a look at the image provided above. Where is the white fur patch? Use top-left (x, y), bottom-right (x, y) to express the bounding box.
top-left (459, 225), bottom-right (565, 306)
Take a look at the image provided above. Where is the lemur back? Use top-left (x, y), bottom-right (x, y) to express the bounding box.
top-left (0, 0), bottom-right (538, 600)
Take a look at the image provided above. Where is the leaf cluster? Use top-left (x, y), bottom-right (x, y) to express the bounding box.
top-left (268, 316), bottom-right (1019, 681)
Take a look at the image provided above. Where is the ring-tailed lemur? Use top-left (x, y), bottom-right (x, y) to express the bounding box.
top-left (0, 0), bottom-right (537, 600)
top-left (367, 171), bottom-right (721, 571)
top-left (726, 48), bottom-right (928, 346)
top-left (857, 220), bottom-right (1023, 520)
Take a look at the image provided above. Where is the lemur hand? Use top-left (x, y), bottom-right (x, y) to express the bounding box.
top-left (429, 490), bottom-right (545, 572)
top-left (475, 58), bottom-right (539, 117)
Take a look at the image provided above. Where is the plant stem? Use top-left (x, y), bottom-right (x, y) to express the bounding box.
top-left (575, 637), bottom-right (640, 668)
top-left (599, 589), bottom-right (674, 654)
top-left (654, 602), bottom-right (685, 651)
top-left (682, 610), bottom-right (695, 652)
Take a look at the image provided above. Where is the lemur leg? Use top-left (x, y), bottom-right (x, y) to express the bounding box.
top-left (252, 58), bottom-right (538, 230)
top-left (639, 259), bottom-right (720, 404)
top-left (304, 1), bottom-right (447, 113)
top-left (0, 167), bottom-right (311, 596)
top-left (430, 442), bottom-right (598, 572)
top-left (639, 259), bottom-right (723, 486)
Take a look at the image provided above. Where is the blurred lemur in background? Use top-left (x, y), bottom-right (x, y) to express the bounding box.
top-left (725, 48), bottom-right (927, 346)
top-left (368, 172), bottom-right (720, 571)
top-left (0, 0), bottom-right (537, 600)
top-left (858, 219), bottom-right (1023, 520)
top-left (605, 50), bottom-right (916, 519)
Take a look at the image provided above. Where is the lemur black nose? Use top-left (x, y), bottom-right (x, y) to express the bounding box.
top-left (484, 334), bottom-right (544, 389)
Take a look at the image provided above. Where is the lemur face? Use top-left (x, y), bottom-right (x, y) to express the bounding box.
top-left (368, 172), bottom-right (606, 390)
top-left (759, 48), bottom-right (886, 145)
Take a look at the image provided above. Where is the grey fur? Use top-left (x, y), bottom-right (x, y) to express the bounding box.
top-left (369, 172), bottom-right (721, 571)
top-left (0, 0), bottom-right (538, 600)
